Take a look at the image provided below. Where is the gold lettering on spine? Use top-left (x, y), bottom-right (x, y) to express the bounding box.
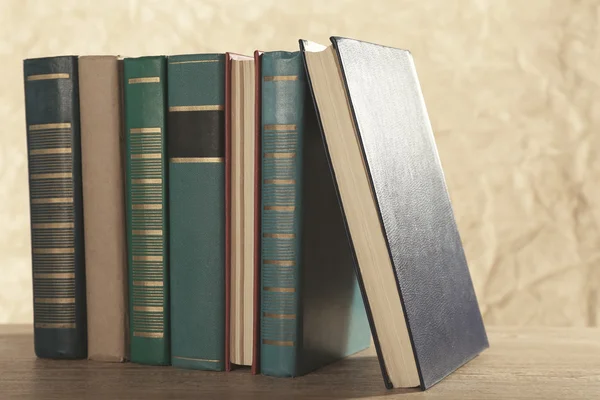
top-left (34, 273), bottom-right (75, 279)
top-left (32, 223), bottom-right (74, 229)
top-left (133, 306), bottom-right (163, 312)
top-left (33, 247), bottom-right (75, 254)
top-left (264, 76), bottom-right (299, 81)
top-left (31, 197), bottom-right (73, 204)
top-left (29, 148), bottom-right (72, 155)
top-left (263, 313), bottom-right (296, 320)
top-left (35, 323), bottom-right (76, 329)
top-left (133, 281), bottom-right (164, 287)
top-left (264, 179), bottom-right (295, 185)
top-left (133, 255), bottom-right (163, 262)
top-left (262, 339), bottom-right (295, 346)
top-left (170, 157), bottom-right (224, 163)
top-left (263, 233), bottom-right (295, 239)
top-left (263, 287), bottom-right (296, 293)
top-left (264, 124), bottom-right (297, 130)
top-left (130, 127), bottom-right (161, 134)
top-left (169, 105), bottom-right (224, 112)
top-left (263, 260), bottom-right (295, 266)
top-left (132, 204), bottom-right (162, 210)
top-left (29, 123), bottom-right (71, 131)
top-left (131, 153), bottom-right (161, 159)
top-left (27, 73), bottom-right (70, 81)
top-left (264, 206), bottom-right (295, 211)
top-left (30, 173), bottom-right (72, 180)
top-left (134, 332), bottom-right (164, 338)
top-left (131, 178), bottom-right (162, 184)
top-left (35, 298), bottom-right (76, 304)
top-left (128, 77), bottom-right (160, 84)
top-left (263, 152), bottom-right (296, 159)
top-left (132, 230), bottom-right (163, 236)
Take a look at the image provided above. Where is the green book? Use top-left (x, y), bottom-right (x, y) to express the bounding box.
top-left (260, 51), bottom-right (370, 377)
top-left (168, 54), bottom-right (226, 371)
top-left (123, 56), bottom-right (170, 365)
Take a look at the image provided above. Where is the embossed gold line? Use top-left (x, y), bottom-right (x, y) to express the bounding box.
top-left (27, 73), bottom-right (70, 81)
top-left (262, 339), bottom-right (295, 346)
top-left (35, 297), bottom-right (75, 304)
top-left (263, 233), bottom-right (295, 239)
top-left (32, 222), bottom-right (74, 229)
top-left (133, 306), bottom-right (163, 312)
top-left (263, 260), bottom-right (295, 266)
top-left (133, 331), bottom-right (163, 338)
top-left (133, 255), bottom-right (164, 262)
top-left (169, 60), bottom-right (220, 65)
top-left (263, 152), bottom-right (295, 159)
top-left (34, 273), bottom-right (75, 279)
top-left (169, 105), bottom-right (224, 112)
top-left (33, 247), bottom-right (74, 254)
top-left (30, 173), bottom-right (72, 180)
top-left (173, 356), bottom-right (221, 362)
top-left (263, 287), bottom-right (296, 293)
top-left (29, 123), bottom-right (71, 131)
top-left (29, 147), bottom-right (71, 155)
top-left (131, 153), bottom-right (161, 159)
top-left (263, 313), bottom-right (296, 320)
top-left (128, 77), bottom-right (160, 84)
top-left (130, 128), bottom-right (161, 134)
top-left (131, 178), bottom-right (162, 184)
top-left (133, 280), bottom-right (164, 287)
top-left (264, 179), bottom-right (295, 185)
top-left (170, 157), bottom-right (224, 163)
top-left (31, 197), bottom-right (73, 204)
top-left (264, 124), bottom-right (296, 130)
top-left (132, 230), bottom-right (163, 236)
top-left (35, 323), bottom-right (76, 329)
top-left (264, 76), bottom-right (298, 81)
top-left (264, 206), bottom-right (295, 211)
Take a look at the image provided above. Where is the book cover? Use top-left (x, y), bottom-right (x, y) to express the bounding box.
top-left (23, 56), bottom-right (87, 359)
top-left (79, 56), bottom-right (129, 362)
top-left (123, 56), bottom-right (170, 365)
top-left (168, 53), bottom-right (226, 371)
top-left (301, 36), bottom-right (489, 389)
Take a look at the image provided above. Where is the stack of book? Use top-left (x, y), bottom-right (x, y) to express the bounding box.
top-left (22, 37), bottom-right (488, 390)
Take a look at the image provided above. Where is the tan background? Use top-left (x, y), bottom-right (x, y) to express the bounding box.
top-left (1, 0), bottom-right (598, 326)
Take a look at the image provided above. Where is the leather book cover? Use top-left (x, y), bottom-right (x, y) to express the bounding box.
top-left (23, 56), bottom-right (87, 359)
top-left (168, 53), bottom-right (226, 371)
top-left (79, 56), bottom-right (128, 362)
top-left (302, 37), bottom-right (489, 389)
top-left (123, 56), bottom-right (170, 365)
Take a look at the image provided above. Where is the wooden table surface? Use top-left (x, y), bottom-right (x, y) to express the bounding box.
top-left (0, 325), bottom-right (598, 399)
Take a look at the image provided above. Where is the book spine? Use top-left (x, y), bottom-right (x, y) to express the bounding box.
top-left (260, 52), bottom-right (305, 377)
top-left (23, 56), bottom-right (87, 359)
top-left (79, 56), bottom-right (128, 362)
top-left (168, 54), bottom-right (226, 371)
top-left (123, 56), bottom-right (170, 365)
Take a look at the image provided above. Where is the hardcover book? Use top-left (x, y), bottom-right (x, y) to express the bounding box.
top-left (168, 53), bottom-right (226, 371)
top-left (259, 51), bottom-right (371, 377)
top-left (301, 37), bottom-right (489, 389)
top-left (79, 56), bottom-right (129, 362)
top-left (123, 56), bottom-right (170, 365)
top-left (23, 56), bottom-right (87, 359)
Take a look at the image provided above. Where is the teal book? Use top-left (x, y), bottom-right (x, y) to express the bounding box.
top-left (260, 51), bottom-right (371, 377)
top-left (168, 54), bottom-right (226, 371)
top-left (123, 56), bottom-right (170, 365)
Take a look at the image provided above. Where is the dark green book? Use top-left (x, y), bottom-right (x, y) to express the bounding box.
top-left (168, 54), bottom-right (226, 371)
top-left (23, 56), bottom-right (87, 359)
top-left (123, 56), bottom-right (170, 365)
top-left (260, 51), bottom-right (370, 377)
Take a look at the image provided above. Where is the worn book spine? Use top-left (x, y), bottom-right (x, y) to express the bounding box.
top-left (123, 56), bottom-right (169, 365)
top-left (168, 54), bottom-right (226, 371)
top-left (79, 56), bottom-right (128, 362)
top-left (260, 52), bottom-right (305, 377)
top-left (23, 56), bottom-right (87, 359)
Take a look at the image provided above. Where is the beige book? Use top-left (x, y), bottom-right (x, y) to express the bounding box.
top-left (79, 56), bottom-right (128, 362)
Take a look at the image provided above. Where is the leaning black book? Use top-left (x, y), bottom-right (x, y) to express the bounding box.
top-left (300, 37), bottom-right (488, 390)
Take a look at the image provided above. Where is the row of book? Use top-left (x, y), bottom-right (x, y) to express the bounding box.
top-left (23, 37), bottom-right (488, 390)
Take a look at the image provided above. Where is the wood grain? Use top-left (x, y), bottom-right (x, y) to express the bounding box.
top-left (1, 326), bottom-right (599, 399)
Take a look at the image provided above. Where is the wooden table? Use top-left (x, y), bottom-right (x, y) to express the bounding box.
top-left (1, 325), bottom-right (598, 399)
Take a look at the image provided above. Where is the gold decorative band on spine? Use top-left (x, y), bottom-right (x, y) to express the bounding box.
top-left (30, 172), bottom-right (72, 180)
top-left (35, 323), bottom-right (76, 329)
top-left (169, 105), bottom-right (224, 112)
top-left (133, 306), bottom-right (163, 312)
top-left (264, 179), bottom-right (295, 185)
top-left (131, 153), bottom-right (161, 159)
top-left (35, 297), bottom-right (75, 304)
top-left (264, 206), bottom-right (295, 212)
top-left (263, 152), bottom-right (295, 159)
top-left (29, 147), bottom-right (72, 155)
top-left (263, 260), bottom-right (295, 267)
top-left (263, 313), bottom-right (296, 320)
top-left (173, 356), bottom-right (220, 362)
top-left (169, 59), bottom-right (220, 65)
top-left (29, 123), bottom-right (71, 131)
top-left (170, 157), bottom-right (224, 163)
top-left (128, 77), bottom-right (160, 84)
top-left (132, 230), bottom-right (163, 236)
top-left (34, 273), bottom-right (75, 279)
top-left (133, 255), bottom-right (163, 262)
top-left (262, 339), bottom-right (294, 346)
top-left (263, 287), bottom-right (296, 293)
top-left (31, 197), bottom-right (73, 204)
top-left (33, 247), bottom-right (75, 255)
top-left (133, 331), bottom-right (164, 338)
top-left (264, 124), bottom-right (297, 131)
top-left (131, 178), bottom-right (162, 184)
top-left (264, 76), bottom-right (298, 81)
top-left (130, 127), bottom-right (161, 134)
top-left (132, 204), bottom-right (162, 210)
top-left (32, 222), bottom-right (74, 229)
top-left (263, 233), bottom-right (295, 239)
top-left (27, 73), bottom-right (70, 81)
top-left (133, 280), bottom-right (164, 287)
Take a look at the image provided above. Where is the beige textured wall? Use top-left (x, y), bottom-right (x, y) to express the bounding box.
top-left (1, 0), bottom-right (598, 326)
